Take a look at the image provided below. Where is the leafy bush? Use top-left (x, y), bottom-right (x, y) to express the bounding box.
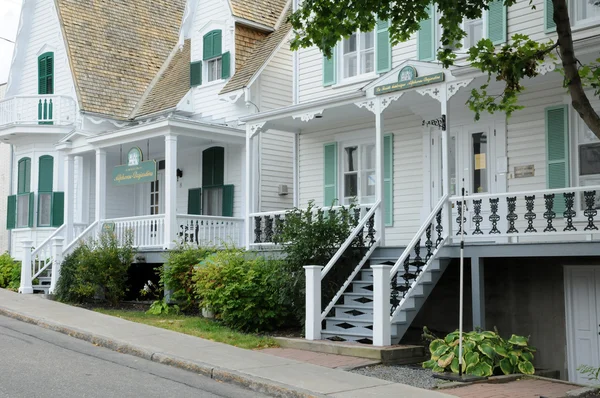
top-left (193, 249), bottom-right (292, 332)
top-left (55, 231), bottom-right (136, 305)
top-left (422, 327), bottom-right (536, 377)
top-left (159, 244), bottom-right (214, 311)
top-left (577, 365), bottom-right (600, 383)
top-left (0, 252), bottom-right (21, 291)
top-left (274, 200), bottom-right (364, 324)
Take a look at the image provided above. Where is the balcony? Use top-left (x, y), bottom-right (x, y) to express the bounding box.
top-left (0, 95), bottom-right (77, 128)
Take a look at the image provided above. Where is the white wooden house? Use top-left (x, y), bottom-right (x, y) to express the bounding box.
top-left (0, 83), bottom-right (9, 254)
top-left (0, 0), bottom-right (294, 292)
top-left (240, 0), bottom-right (600, 383)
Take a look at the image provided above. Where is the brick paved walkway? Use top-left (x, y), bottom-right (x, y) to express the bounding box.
top-left (260, 348), bottom-right (379, 369)
top-left (444, 379), bottom-right (577, 398)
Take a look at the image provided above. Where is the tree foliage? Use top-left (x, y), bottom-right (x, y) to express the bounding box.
top-left (290, 0), bottom-right (600, 140)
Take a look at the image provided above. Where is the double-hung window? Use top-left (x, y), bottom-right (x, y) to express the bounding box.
top-left (16, 158), bottom-right (32, 228)
top-left (190, 29), bottom-right (230, 87)
top-left (341, 31), bottom-right (375, 79)
top-left (572, 0), bottom-right (600, 26)
top-left (464, 18), bottom-right (484, 49)
top-left (342, 142), bottom-right (376, 205)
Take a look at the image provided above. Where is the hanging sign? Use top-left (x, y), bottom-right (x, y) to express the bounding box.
top-left (375, 71), bottom-right (445, 95)
top-left (112, 147), bottom-right (157, 186)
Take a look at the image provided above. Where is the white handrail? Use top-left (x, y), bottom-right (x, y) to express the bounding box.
top-left (321, 200), bottom-right (380, 279)
top-left (63, 221), bottom-right (98, 255)
top-left (249, 203), bottom-right (372, 218)
top-left (449, 185), bottom-right (600, 202)
top-left (31, 224), bottom-right (65, 258)
top-left (389, 194), bottom-right (448, 278)
top-left (177, 214), bottom-right (244, 222)
top-left (103, 214), bottom-right (166, 222)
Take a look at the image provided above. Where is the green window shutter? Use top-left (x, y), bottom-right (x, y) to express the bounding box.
top-left (188, 188), bottom-right (202, 215)
top-left (38, 52), bottom-right (54, 95)
top-left (376, 20), bottom-right (392, 74)
top-left (545, 0), bottom-right (555, 32)
top-left (28, 192), bottom-right (34, 228)
top-left (545, 105), bottom-right (569, 215)
top-left (202, 147), bottom-right (225, 187)
top-left (203, 30), bottom-right (222, 60)
top-left (6, 195), bottom-right (16, 230)
top-left (417, 5), bottom-right (435, 61)
top-left (221, 51), bottom-right (231, 79)
top-left (51, 192), bottom-right (64, 227)
top-left (384, 134), bottom-right (394, 226)
top-left (222, 185), bottom-right (234, 217)
top-left (17, 157), bottom-right (31, 194)
top-left (323, 53), bottom-right (336, 87)
top-left (38, 155), bottom-right (54, 192)
top-left (323, 142), bottom-right (338, 206)
top-left (487, 0), bottom-right (507, 45)
top-left (190, 61), bottom-right (202, 86)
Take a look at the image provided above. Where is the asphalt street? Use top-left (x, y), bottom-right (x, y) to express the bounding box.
top-left (0, 315), bottom-right (268, 398)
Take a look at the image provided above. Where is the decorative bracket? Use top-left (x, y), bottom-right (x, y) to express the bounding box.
top-left (447, 78), bottom-right (474, 100)
top-left (380, 94), bottom-right (404, 112)
top-left (248, 121), bottom-right (266, 137)
top-left (355, 100), bottom-right (378, 114)
top-left (416, 85), bottom-right (443, 103)
top-left (292, 109), bottom-right (324, 122)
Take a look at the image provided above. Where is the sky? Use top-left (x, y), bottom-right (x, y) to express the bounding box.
top-left (0, 0), bottom-right (22, 84)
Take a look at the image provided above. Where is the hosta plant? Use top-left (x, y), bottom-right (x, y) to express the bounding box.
top-left (422, 327), bottom-right (536, 377)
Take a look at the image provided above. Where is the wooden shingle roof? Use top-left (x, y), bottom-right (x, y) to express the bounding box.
top-left (229, 0), bottom-right (289, 28)
top-left (220, 22), bottom-right (291, 95)
top-left (56, 0), bottom-right (186, 120)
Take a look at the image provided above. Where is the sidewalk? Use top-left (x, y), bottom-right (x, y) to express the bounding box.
top-left (0, 289), bottom-right (452, 398)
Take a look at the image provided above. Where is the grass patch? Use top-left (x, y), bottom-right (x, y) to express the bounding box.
top-left (94, 309), bottom-right (280, 350)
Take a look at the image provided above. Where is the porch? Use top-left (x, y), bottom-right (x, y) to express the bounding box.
top-left (0, 94), bottom-right (77, 128)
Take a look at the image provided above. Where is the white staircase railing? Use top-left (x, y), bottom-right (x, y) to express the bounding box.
top-left (63, 221), bottom-right (99, 257)
top-left (31, 224), bottom-right (66, 279)
top-left (389, 194), bottom-right (449, 322)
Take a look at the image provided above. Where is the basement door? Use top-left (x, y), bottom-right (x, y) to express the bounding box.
top-left (565, 266), bottom-right (600, 384)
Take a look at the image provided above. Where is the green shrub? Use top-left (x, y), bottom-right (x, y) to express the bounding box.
top-left (193, 249), bottom-right (292, 332)
top-left (160, 244), bottom-right (214, 311)
top-left (55, 231), bottom-right (136, 305)
top-left (0, 252), bottom-right (21, 291)
top-left (422, 327), bottom-right (536, 377)
top-left (274, 201), bottom-right (363, 324)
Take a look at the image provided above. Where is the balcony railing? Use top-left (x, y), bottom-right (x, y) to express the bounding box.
top-left (0, 95), bottom-right (77, 127)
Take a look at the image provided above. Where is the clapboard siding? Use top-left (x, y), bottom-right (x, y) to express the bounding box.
top-left (260, 40), bottom-right (293, 111)
top-left (8, 0), bottom-right (76, 100)
top-left (260, 131), bottom-right (294, 212)
top-left (298, 113), bottom-right (424, 246)
top-left (0, 143), bottom-right (10, 253)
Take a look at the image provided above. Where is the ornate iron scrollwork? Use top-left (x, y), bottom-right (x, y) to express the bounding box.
top-left (472, 199), bottom-right (483, 235)
top-left (274, 214), bottom-right (284, 241)
top-left (584, 191), bottom-right (598, 231)
top-left (524, 195), bottom-right (537, 233)
top-left (413, 238), bottom-right (424, 274)
top-left (425, 224), bottom-right (433, 261)
top-left (543, 194), bottom-right (557, 232)
top-left (366, 213), bottom-right (376, 247)
top-left (489, 198), bottom-right (500, 234)
top-left (254, 216), bottom-right (262, 243)
top-left (506, 197), bottom-right (518, 233)
top-left (264, 216), bottom-right (273, 242)
top-left (435, 209), bottom-right (443, 246)
top-left (563, 192), bottom-right (577, 231)
top-left (456, 201), bottom-right (467, 236)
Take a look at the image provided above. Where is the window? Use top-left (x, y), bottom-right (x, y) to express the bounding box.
top-left (37, 155), bottom-right (53, 227)
top-left (38, 52), bottom-right (54, 95)
top-left (342, 142), bottom-right (376, 205)
top-left (341, 31), bottom-right (375, 79)
top-left (576, 117), bottom-right (600, 209)
top-left (572, 0), bottom-right (600, 25)
top-left (206, 57), bottom-right (222, 83)
top-left (464, 18), bottom-right (484, 49)
top-left (199, 29), bottom-right (230, 85)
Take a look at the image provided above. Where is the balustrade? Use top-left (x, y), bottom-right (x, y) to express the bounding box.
top-left (177, 215), bottom-right (244, 248)
top-left (0, 95), bottom-right (76, 126)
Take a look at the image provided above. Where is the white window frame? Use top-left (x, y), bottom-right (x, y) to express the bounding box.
top-left (572, 106), bottom-right (600, 213)
top-left (570, 0), bottom-right (600, 30)
top-left (205, 56), bottom-right (223, 83)
top-left (436, 11), bottom-right (488, 59)
top-left (337, 30), bottom-right (376, 84)
top-left (339, 139), bottom-right (376, 206)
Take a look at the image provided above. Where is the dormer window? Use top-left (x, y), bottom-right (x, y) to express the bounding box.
top-left (341, 31), bottom-right (375, 79)
top-left (206, 57), bottom-right (223, 82)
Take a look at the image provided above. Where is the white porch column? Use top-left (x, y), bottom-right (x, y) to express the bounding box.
top-left (64, 155), bottom-right (75, 244)
top-left (165, 134), bottom-right (178, 250)
top-left (372, 263), bottom-right (392, 346)
top-left (19, 239), bottom-right (33, 294)
top-left (49, 237), bottom-right (64, 294)
top-left (245, 124), bottom-right (262, 249)
top-left (293, 132), bottom-right (299, 208)
top-left (440, 84), bottom-right (452, 235)
top-left (74, 155), bottom-right (84, 224)
top-left (304, 265), bottom-right (323, 340)
top-left (375, 100), bottom-right (386, 245)
top-left (95, 149), bottom-right (106, 223)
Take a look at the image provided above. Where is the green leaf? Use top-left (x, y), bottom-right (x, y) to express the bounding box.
top-left (438, 352), bottom-right (455, 368)
top-left (422, 359), bottom-right (436, 369)
top-left (450, 357), bottom-right (460, 374)
top-left (508, 334), bottom-right (529, 346)
top-left (464, 351), bottom-right (480, 367)
top-left (478, 343), bottom-right (495, 360)
top-left (500, 358), bottom-right (514, 375)
top-left (433, 365), bottom-right (446, 373)
top-left (508, 352), bottom-right (519, 366)
top-left (522, 351), bottom-right (534, 363)
top-left (432, 345), bottom-right (451, 361)
top-left (430, 339), bottom-right (445, 354)
top-left (468, 361), bottom-right (494, 377)
top-left (517, 360), bottom-right (535, 375)
top-left (493, 344), bottom-right (508, 357)
top-left (445, 332), bottom-right (459, 344)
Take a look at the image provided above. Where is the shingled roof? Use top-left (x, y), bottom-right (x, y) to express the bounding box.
top-left (132, 40), bottom-right (191, 119)
top-left (56, 0), bottom-right (186, 120)
top-left (220, 22), bottom-right (291, 95)
top-left (229, 0), bottom-right (289, 28)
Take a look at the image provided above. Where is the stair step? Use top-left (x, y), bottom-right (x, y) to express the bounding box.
top-left (325, 317), bottom-right (374, 333)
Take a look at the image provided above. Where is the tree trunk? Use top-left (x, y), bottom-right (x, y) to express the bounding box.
top-left (554, 0), bottom-right (600, 139)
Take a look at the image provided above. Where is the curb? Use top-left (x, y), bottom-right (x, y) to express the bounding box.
top-left (0, 306), bottom-right (327, 398)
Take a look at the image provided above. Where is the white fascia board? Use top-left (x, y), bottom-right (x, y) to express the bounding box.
top-left (233, 17), bottom-right (274, 32)
top-left (239, 91), bottom-right (365, 124)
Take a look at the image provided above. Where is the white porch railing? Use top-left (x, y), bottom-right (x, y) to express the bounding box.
top-left (63, 221), bottom-right (99, 257)
top-left (104, 215), bottom-right (166, 249)
top-left (177, 215), bottom-right (244, 248)
top-left (449, 185), bottom-right (600, 242)
top-left (30, 224), bottom-right (66, 280)
top-left (0, 95), bottom-right (77, 127)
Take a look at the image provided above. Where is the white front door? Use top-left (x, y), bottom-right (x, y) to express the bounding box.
top-left (565, 266), bottom-right (600, 384)
top-left (150, 170), bottom-right (165, 216)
